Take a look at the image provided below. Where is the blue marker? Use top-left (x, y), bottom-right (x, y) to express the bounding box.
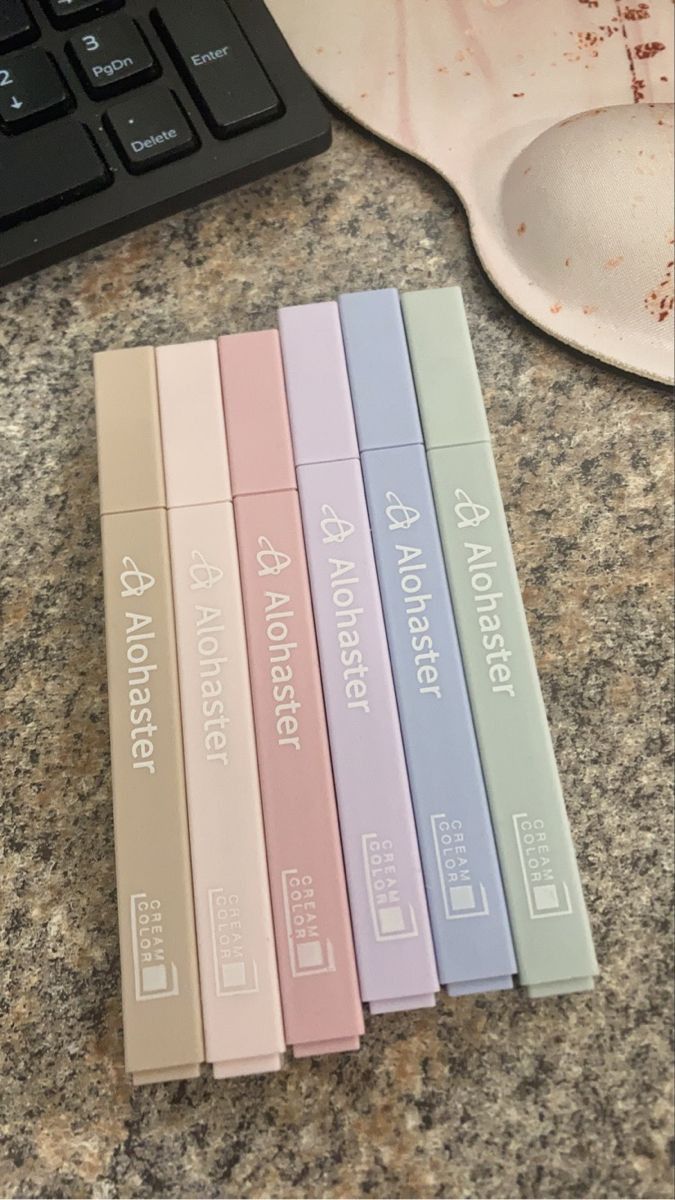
top-left (338, 288), bottom-right (516, 994)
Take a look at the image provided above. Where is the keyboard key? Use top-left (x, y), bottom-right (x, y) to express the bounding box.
top-left (105, 86), bottom-right (198, 173)
top-left (41, 0), bottom-right (124, 30)
top-left (0, 50), bottom-right (73, 132)
top-left (67, 15), bottom-right (159, 97)
top-left (0, 0), bottom-right (38, 52)
top-left (0, 120), bottom-right (111, 230)
top-left (153, 0), bottom-right (280, 138)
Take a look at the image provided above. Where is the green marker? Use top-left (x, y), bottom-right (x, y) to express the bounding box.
top-left (401, 287), bottom-right (597, 997)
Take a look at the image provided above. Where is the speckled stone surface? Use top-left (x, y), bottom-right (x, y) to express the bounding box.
top-left (0, 118), bottom-right (673, 1200)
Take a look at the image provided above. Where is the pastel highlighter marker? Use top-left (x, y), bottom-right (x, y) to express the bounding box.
top-left (338, 289), bottom-right (517, 995)
top-left (94, 347), bottom-right (204, 1083)
top-left (278, 302), bottom-right (439, 1014)
top-left (155, 341), bottom-right (285, 1078)
top-left (401, 287), bottom-right (598, 997)
top-left (218, 330), bottom-right (364, 1057)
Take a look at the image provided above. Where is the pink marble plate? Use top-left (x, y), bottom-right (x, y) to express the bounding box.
top-left (268, 0), bottom-right (674, 384)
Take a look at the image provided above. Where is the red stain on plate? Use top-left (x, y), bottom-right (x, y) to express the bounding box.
top-left (576, 30), bottom-right (601, 55)
top-left (622, 4), bottom-right (651, 19)
top-left (644, 259), bottom-right (674, 323)
top-left (634, 42), bottom-right (666, 59)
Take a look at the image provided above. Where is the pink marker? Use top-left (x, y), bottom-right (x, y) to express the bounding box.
top-left (278, 302), bottom-right (439, 1013)
top-left (218, 330), bottom-right (363, 1058)
top-left (156, 341), bottom-right (285, 1078)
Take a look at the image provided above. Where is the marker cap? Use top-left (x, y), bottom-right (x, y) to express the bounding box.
top-left (156, 341), bottom-right (231, 507)
top-left (338, 289), bottom-right (423, 451)
top-left (401, 288), bottom-right (490, 449)
top-left (278, 301), bottom-right (359, 466)
top-left (218, 330), bottom-right (296, 497)
top-left (94, 346), bottom-right (165, 515)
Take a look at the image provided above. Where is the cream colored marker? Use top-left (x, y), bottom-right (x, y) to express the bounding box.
top-left (95, 347), bottom-right (204, 1083)
top-left (156, 341), bottom-right (285, 1077)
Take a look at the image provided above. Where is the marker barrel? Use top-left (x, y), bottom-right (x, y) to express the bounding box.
top-left (95, 346), bottom-right (204, 1083)
top-left (219, 330), bottom-right (364, 1056)
top-left (157, 341), bottom-right (285, 1077)
top-left (401, 287), bottom-right (598, 996)
top-left (279, 302), bottom-right (439, 1013)
top-left (339, 288), bottom-right (516, 994)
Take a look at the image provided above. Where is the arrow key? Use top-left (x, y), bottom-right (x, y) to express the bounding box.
top-left (0, 49), bottom-right (74, 132)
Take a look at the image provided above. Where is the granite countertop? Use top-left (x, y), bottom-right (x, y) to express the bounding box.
top-left (0, 118), bottom-right (672, 1200)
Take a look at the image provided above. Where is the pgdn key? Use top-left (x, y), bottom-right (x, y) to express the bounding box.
top-left (67, 15), bottom-right (160, 98)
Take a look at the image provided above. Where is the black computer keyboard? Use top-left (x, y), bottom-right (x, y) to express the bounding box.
top-left (0, 0), bottom-right (331, 285)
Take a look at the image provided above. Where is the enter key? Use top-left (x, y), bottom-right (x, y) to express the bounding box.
top-left (153, 0), bottom-right (281, 138)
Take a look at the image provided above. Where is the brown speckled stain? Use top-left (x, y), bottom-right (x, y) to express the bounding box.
top-left (635, 40), bottom-right (666, 58)
top-left (623, 4), bottom-right (652, 18)
top-left (644, 255), bottom-right (675, 322)
top-left (0, 119), bottom-right (673, 1200)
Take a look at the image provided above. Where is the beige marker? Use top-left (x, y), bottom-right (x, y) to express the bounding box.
top-left (95, 347), bottom-right (204, 1083)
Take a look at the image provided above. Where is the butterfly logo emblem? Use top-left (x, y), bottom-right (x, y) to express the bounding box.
top-left (453, 489), bottom-right (490, 529)
top-left (320, 505), bottom-right (354, 544)
top-left (189, 550), bottom-right (223, 591)
top-left (256, 537), bottom-right (291, 577)
top-left (120, 557), bottom-right (155, 598)
top-left (385, 492), bottom-right (420, 532)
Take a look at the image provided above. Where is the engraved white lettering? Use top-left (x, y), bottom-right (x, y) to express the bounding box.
top-left (329, 558), bottom-right (370, 712)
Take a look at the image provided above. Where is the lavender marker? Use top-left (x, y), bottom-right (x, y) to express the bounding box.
top-left (278, 301), bottom-right (439, 1013)
top-left (338, 289), bottom-right (517, 994)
